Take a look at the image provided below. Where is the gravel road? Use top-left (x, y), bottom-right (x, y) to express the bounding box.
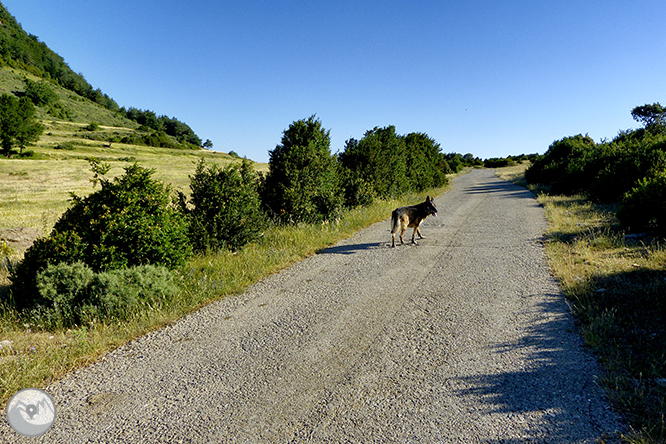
top-left (2, 169), bottom-right (624, 443)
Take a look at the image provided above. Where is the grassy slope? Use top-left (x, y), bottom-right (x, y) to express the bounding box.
top-left (0, 66), bottom-right (265, 233)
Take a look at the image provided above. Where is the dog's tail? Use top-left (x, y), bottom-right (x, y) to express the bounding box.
top-left (390, 210), bottom-right (399, 234)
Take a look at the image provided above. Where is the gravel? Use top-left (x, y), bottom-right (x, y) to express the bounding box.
top-left (1, 169), bottom-right (624, 443)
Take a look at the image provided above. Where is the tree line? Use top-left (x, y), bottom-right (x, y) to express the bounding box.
top-left (525, 102), bottom-right (666, 236)
top-left (4, 116), bottom-right (469, 328)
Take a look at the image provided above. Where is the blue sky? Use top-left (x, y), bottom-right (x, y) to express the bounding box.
top-left (3, 1), bottom-right (665, 162)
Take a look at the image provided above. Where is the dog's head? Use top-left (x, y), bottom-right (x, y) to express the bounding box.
top-left (425, 196), bottom-right (437, 217)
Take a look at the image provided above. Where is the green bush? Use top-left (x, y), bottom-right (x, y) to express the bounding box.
top-left (525, 134), bottom-right (596, 194)
top-left (31, 262), bottom-right (178, 329)
top-left (23, 78), bottom-right (58, 106)
top-left (9, 163), bottom-right (191, 310)
top-left (338, 126), bottom-right (409, 199)
top-left (179, 158), bottom-right (267, 252)
top-left (260, 115), bottom-right (342, 223)
top-left (618, 170), bottom-right (666, 236)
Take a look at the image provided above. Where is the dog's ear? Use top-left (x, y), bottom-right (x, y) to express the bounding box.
top-left (427, 196), bottom-right (431, 202)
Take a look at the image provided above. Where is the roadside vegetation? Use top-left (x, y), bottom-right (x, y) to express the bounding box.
top-left (500, 102), bottom-right (666, 444)
top-left (0, 106), bottom-right (478, 406)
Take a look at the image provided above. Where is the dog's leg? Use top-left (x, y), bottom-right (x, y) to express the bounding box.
top-left (416, 226), bottom-right (425, 239)
top-left (399, 228), bottom-right (406, 244)
top-left (391, 232), bottom-right (396, 248)
top-left (411, 227), bottom-right (418, 244)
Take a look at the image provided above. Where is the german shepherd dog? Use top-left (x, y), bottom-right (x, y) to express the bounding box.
top-left (391, 196), bottom-right (438, 247)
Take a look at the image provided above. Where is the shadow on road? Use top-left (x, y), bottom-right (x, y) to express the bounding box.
top-left (451, 296), bottom-right (623, 443)
top-left (316, 242), bottom-right (383, 255)
top-left (466, 180), bottom-right (536, 200)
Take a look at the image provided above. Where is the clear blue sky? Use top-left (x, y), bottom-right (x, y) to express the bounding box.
top-left (3, 0), bottom-right (665, 163)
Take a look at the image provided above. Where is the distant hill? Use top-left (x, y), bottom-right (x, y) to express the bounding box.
top-left (0, 2), bottom-right (203, 148)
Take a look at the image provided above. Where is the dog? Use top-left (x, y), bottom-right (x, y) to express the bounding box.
top-left (390, 196), bottom-right (438, 247)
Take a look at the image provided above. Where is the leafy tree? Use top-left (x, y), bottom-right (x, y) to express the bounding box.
top-left (631, 103), bottom-right (666, 131)
top-left (179, 158), bottom-right (266, 252)
top-left (260, 115), bottom-right (342, 223)
top-left (403, 132), bottom-right (449, 191)
top-left (0, 93), bottom-right (44, 155)
top-left (338, 126), bottom-right (409, 198)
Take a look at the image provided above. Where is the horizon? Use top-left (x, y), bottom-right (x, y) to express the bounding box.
top-left (2, 1), bottom-right (665, 163)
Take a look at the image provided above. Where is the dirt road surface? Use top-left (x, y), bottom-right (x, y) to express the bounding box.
top-left (1, 169), bottom-right (623, 443)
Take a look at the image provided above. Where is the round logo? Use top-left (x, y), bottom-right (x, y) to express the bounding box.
top-left (6, 388), bottom-right (56, 437)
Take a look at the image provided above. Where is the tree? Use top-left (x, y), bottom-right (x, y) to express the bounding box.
top-left (631, 103), bottom-right (666, 131)
top-left (338, 125), bottom-right (409, 198)
top-left (0, 93), bottom-right (44, 155)
top-left (260, 115), bottom-right (342, 223)
top-left (180, 158), bottom-right (266, 252)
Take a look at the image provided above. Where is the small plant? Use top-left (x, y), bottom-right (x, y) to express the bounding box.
top-left (83, 122), bottom-right (100, 131)
top-left (31, 262), bottom-right (178, 329)
top-left (54, 141), bottom-right (76, 150)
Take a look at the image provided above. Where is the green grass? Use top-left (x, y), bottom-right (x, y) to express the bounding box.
top-left (499, 165), bottom-right (666, 444)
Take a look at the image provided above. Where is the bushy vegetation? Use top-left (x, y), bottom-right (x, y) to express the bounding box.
top-left (122, 108), bottom-right (202, 147)
top-left (9, 162), bottom-right (191, 311)
top-left (3, 111), bottom-right (459, 335)
top-left (526, 102), bottom-right (666, 236)
top-left (260, 115), bottom-right (343, 223)
top-left (179, 158), bottom-right (267, 252)
top-left (30, 262), bottom-right (178, 329)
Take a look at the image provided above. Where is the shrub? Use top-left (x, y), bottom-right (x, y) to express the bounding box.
top-left (260, 115), bottom-right (342, 223)
top-left (525, 134), bottom-right (596, 194)
top-left (179, 158), bottom-right (267, 252)
top-left (23, 78), bottom-right (58, 106)
top-left (338, 127), bottom-right (409, 199)
top-left (618, 170), bottom-right (666, 237)
top-left (9, 163), bottom-right (191, 310)
top-left (31, 262), bottom-right (178, 329)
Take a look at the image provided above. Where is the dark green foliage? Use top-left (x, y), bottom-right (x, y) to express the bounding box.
top-left (32, 262), bottom-right (178, 329)
top-left (122, 108), bottom-right (202, 147)
top-left (180, 159), bottom-right (267, 252)
top-left (618, 170), bottom-right (666, 236)
top-left (403, 132), bottom-right (449, 191)
top-left (338, 126), bottom-right (409, 199)
top-left (9, 163), bottom-right (191, 310)
top-left (338, 127), bottom-right (450, 206)
top-left (260, 116), bottom-right (342, 223)
top-left (526, 103), bottom-right (666, 236)
top-left (0, 93), bottom-right (44, 155)
top-left (524, 134), bottom-right (597, 194)
top-left (484, 157), bottom-right (516, 168)
top-left (631, 102), bottom-right (666, 132)
top-left (23, 78), bottom-right (58, 106)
